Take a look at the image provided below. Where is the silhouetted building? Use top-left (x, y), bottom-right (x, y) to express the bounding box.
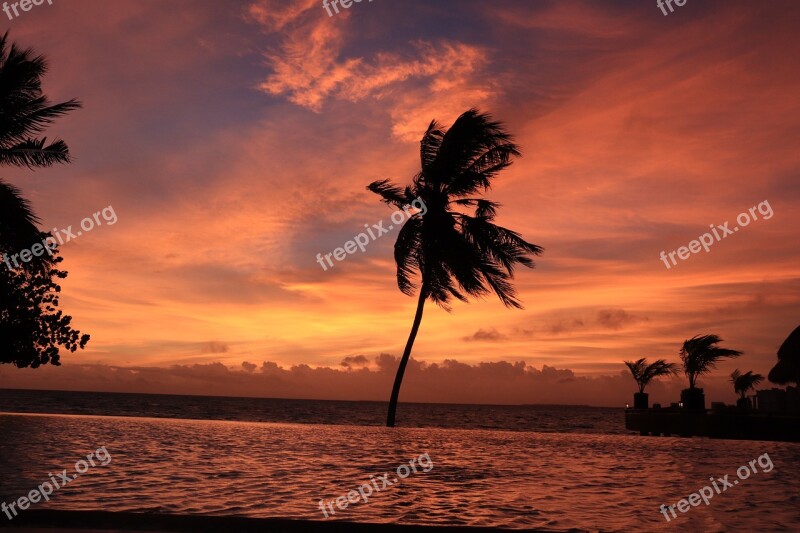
top-left (756, 387), bottom-right (800, 414)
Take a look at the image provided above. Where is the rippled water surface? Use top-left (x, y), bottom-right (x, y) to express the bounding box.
top-left (0, 413), bottom-right (798, 532)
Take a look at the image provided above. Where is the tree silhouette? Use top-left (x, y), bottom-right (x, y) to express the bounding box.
top-left (768, 325), bottom-right (800, 386)
top-left (730, 369), bottom-right (764, 399)
top-left (0, 32), bottom-right (87, 367)
top-left (680, 334), bottom-right (742, 390)
top-left (0, 252), bottom-right (90, 367)
top-left (624, 358), bottom-right (678, 394)
top-left (368, 109), bottom-right (543, 427)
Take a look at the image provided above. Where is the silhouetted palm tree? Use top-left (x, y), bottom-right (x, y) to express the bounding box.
top-left (0, 31), bottom-right (80, 258)
top-left (625, 358), bottom-right (678, 394)
top-left (680, 334), bottom-right (743, 390)
top-left (368, 109), bottom-right (543, 427)
top-left (730, 369), bottom-right (764, 399)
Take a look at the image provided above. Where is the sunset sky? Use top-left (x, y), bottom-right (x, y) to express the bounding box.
top-left (1, 0), bottom-right (798, 406)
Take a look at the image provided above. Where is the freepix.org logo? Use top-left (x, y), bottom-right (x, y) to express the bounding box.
top-left (2, 446), bottom-right (112, 521)
top-left (3, 0), bottom-right (54, 21)
top-left (316, 198), bottom-right (426, 271)
top-left (658, 200), bottom-right (773, 270)
top-left (2, 205), bottom-right (118, 271)
top-left (322, 0), bottom-right (374, 18)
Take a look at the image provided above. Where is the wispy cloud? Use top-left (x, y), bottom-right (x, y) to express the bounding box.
top-left (248, 0), bottom-right (494, 139)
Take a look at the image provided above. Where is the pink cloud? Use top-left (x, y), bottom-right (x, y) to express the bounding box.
top-left (249, 1), bottom-right (493, 139)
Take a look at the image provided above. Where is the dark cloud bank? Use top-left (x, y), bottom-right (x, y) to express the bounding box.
top-left (0, 354), bottom-right (740, 407)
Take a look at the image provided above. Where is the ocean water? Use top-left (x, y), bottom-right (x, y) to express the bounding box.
top-left (0, 392), bottom-right (798, 532)
top-left (0, 389), bottom-right (625, 434)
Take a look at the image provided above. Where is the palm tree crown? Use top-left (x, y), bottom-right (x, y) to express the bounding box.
top-left (680, 334), bottom-right (743, 390)
top-left (624, 357), bottom-right (678, 394)
top-left (730, 369), bottom-right (764, 399)
top-left (368, 109), bottom-right (543, 310)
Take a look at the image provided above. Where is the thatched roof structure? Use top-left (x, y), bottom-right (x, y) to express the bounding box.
top-left (768, 325), bottom-right (800, 385)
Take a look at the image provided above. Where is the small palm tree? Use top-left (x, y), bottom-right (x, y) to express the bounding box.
top-left (730, 369), bottom-right (764, 400)
top-left (681, 334), bottom-right (743, 389)
top-left (368, 109), bottom-right (543, 427)
top-left (625, 358), bottom-right (678, 394)
top-left (680, 334), bottom-right (742, 409)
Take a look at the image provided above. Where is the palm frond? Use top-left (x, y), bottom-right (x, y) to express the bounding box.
top-left (643, 359), bottom-right (679, 381)
top-left (429, 109), bottom-right (519, 188)
top-left (625, 358), bottom-right (647, 379)
top-left (458, 214), bottom-right (543, 275)
top-left (419, 120), bottom-right (444, 173)
top-left (0, 138), bottom-right (71, 168)
top-left (367, 179), bottom-right (409, 209)
top-left (393, 216), bottom-right (423, 296)
top-left (0, 178), bottom-right (45, 256)
top-left (625, 357), bottom-right (677, 393)
top-left (0, 99), bottom-right (81, 146)
top-left (453, 198), bottom-right (501, 220)
top-left (447, 148), bottom-right (518, 198)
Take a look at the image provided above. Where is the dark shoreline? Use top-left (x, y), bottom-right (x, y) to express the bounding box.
top-left (0, 510), bottom-right (587, 533)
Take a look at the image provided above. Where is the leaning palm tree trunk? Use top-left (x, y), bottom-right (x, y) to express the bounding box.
top-left (387, 288), bottom-right (427, 427)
